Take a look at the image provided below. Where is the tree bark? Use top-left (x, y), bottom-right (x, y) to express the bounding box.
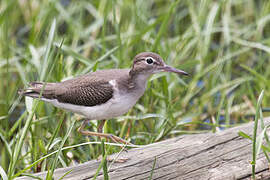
top-left (16, 117), bottom-right (270, 180)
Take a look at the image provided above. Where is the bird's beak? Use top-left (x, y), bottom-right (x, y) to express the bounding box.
top-left (161, 65), bottom-right (189, 76)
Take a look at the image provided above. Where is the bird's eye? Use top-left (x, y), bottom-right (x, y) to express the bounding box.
top-left (146, 57), bottom-right (154, 64)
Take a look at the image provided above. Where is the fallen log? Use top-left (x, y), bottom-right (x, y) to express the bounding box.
top-left (17, 117), bottom-right (270, 180)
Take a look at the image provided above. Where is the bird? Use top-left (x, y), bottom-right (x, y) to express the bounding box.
top-left (20, 52), bottom-right (188, 144)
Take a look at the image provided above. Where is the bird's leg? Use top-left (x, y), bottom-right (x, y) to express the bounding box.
top-left (97, 120), bottom-right (107, 142)
top-left (78, 120), bottom-right (132, 145)
top-left (98, 119), bottom-right (106, 133)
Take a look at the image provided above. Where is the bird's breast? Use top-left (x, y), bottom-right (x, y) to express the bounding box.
top-left (105, 82), bottom-right (144, 118)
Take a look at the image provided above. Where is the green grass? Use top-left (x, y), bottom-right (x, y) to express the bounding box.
top-left (238, 90), bottom-right (270, 179)
top-left (1, 0), bottom-right (270, 179)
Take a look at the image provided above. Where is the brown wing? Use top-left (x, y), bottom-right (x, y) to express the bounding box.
top-left (21, 69), bottom-right (130, 107)
top-left (21, 81), bottom-right (114, 107)
top-left (56, 81), bottom-right (113, 106)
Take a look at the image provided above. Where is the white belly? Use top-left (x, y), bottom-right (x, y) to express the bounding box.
top-left (44, 92), bottom-right (139, 120)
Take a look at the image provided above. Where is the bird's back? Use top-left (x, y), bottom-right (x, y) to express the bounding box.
top-left (20, 69), bottom-right (131, 107)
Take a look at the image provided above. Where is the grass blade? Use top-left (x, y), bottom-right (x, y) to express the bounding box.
top-left (148, 157), bottom-right (157, 180)
top-left (152, 0), bottom-right (179, 51)
top-left (8, 101), bottom-right (37, 178)
top-left (40, 19), bottom-right (56, 81)
top-left (251, 90), bottom-right (264, 179)
top-left (0, 165), bottom-right (8, 180)
top-left (255, 125), bottom-right (270, 159)
top-left (238, 131), bottom-right (252, 140)
top-left (58, 169), bottom-right (73, 180)
top-left (45, 119), bottom-right (76, 180)
top-left (92, 149), bottom-right (108, 180)
top-left (101, 139), bottom-right (109, 180)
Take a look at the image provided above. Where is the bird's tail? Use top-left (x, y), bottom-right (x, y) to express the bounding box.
top-left (19, 82), bottom-right (56, 99)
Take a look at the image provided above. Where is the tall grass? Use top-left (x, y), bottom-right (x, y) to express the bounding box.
top-left (0, 0), bottom-right (270, 178)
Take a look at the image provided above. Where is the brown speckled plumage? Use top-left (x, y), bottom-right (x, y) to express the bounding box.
top-left (57, 81), bottom-right (113, 106)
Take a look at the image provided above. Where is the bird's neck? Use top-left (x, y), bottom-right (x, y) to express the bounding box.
top-left (128, 69), bottom-right (151, 90)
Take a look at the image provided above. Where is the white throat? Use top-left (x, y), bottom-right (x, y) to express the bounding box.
top-left (133, 73), bottom-right (151, 90)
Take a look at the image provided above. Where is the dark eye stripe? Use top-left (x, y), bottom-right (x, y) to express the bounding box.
top-left (153, 61), bottom-right (159, 65)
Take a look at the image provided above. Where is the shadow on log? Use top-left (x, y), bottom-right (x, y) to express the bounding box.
top-left (17, 118), bottom-right (270, 180)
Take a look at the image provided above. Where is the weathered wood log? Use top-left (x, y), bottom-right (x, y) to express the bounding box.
top-left (17, 117), bottom-right (270, 180)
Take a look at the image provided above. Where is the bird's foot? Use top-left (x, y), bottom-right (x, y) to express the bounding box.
top-left (78, 120), bottom-right (134, 146)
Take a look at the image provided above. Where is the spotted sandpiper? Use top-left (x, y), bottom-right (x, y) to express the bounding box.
top-left (20, 52), bottom-right (188, 144)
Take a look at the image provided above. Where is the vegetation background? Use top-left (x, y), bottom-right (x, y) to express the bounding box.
top-left (0, 0), bottom-right (270, 179)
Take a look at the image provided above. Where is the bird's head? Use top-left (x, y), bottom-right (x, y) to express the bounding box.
top-left (130, 52), bottom-right (188, 76)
